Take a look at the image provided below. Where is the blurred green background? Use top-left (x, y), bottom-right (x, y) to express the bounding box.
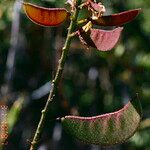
top-left (0, 0), bottom-right (150, 150)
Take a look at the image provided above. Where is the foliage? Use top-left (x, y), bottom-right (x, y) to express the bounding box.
top-left (0, 0), bottom-right (149, 150)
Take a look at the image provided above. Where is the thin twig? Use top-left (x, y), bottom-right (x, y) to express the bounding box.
top-left (29, 0), bottom-right (82, 149)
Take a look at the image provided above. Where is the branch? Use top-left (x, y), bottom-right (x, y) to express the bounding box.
top-left (29, 0), bottom-right (82, 149)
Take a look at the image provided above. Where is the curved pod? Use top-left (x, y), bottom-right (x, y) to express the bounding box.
top-left (23, 2), bottom-right (70, 27)
top-left (78, 27), bottom-right (123, 51)
top-left (61, 95), bottom-right (142, 145)
top-left (91, 9), bottom-right (141, 26)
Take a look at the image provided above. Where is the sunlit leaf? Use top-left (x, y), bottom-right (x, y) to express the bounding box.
top-left (90, 9), bottom-right (141, 26)
top-left (61, 94), bottom-right (142, 145)
top-left (78, 27), bottom-right (123, 51)
top-left (23, 2), bottom-right (70, 27)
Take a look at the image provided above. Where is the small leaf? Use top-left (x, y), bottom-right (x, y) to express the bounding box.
top-left (90, 9), bottom-right (141, 26)
top-left (78, 27), bottom-right (123, 51)
top-left (23, 2), bottom-right (70, 27)
top-left (61, 94), bottom-right (142, 145)
top-left (7, 96), bottom-right (24, 133)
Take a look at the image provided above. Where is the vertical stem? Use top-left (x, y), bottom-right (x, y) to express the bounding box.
top-left (30, 0), bottom-right (82, 149)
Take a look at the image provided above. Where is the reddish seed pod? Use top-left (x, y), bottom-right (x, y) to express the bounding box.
top-left (78, 27), bottom-right (123, 51)
top-left (90, 9), bottom-right (141, 26)
top-left (61, 94), bottom-right (142, 145)
top-left (23, 2), bottom-right (70, 27)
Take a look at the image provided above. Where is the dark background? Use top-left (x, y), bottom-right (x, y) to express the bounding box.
top-left (0, 0), bottom-right (150, 149)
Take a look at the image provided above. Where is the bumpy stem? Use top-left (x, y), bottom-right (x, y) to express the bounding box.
top-left (29, 0), bottom-right (82, 150)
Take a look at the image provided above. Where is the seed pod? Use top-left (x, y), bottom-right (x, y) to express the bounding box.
top-left (61, 94), bottom-right (142, 145)
top-left (90, 9), bottom-right (141, 26)
top-left (23, 2), bottom-right (70, 27)
top-left (78, 27), bottom-right (123, 51)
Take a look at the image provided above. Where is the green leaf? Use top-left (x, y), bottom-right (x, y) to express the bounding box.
top-left (7, 96), bottom-right (24, 133)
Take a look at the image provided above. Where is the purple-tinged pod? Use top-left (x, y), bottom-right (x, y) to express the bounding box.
top-left (23, 2), bottom-right (70, 27)
top-left (90, 9), bottom-right (141, 26)
top-left (61, 94), bottom-right (142, 145)
top-left (78, 27), bottom-right (123, 51)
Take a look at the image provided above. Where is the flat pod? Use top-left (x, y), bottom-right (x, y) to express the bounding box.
top-left (61, 95), bottom-right (142, 145)
top-left (78, 27), bottom-right (123, 51)
top-left (91, 9), bottom-right (141, 26)
top-left (23, 2), bottom-right (70, 27)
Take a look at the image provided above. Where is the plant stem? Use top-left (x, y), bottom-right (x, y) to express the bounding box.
top-left (29, 0), bottom-right (82, 149)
